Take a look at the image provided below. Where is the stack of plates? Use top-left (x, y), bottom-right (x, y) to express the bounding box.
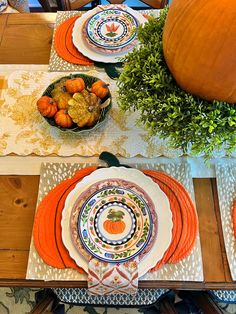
top-left (72, 5), bottom-right (147, 63)
top-left (61, 167), bottom-right (173, 277)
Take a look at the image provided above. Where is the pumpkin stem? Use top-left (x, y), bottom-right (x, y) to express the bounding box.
top-left (107, 209), bottom-right (125, 222)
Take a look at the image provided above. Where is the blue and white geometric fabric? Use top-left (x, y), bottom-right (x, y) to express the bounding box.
top-left (52, 288), bottom-right (169, 306)
top-left (209, 290), bottom-right (236, 304)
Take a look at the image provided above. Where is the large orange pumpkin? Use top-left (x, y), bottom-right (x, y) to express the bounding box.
top-left (163, 0), bottom-right (236, 103)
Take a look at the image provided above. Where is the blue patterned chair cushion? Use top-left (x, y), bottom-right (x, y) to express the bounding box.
top-left (52, 288), bottom-right (169, 306)
top-left (209, 290), bottom-right (236, 304)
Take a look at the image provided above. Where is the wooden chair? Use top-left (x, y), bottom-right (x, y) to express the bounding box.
top-left (38, 0), bottom-right (169, 12)
top-left (30, 288), bottom-right (177, 314)
top-left (59, 0), bottom-right (168, 10)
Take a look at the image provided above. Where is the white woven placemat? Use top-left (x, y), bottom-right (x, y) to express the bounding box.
top-left (26, 161), bottom-right (203, 282)
top-left (215, 161), bottom-right (236, 280)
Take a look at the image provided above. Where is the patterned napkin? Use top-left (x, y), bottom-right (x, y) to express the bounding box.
top-left (88, 258), bottom-right (138, 295)
top-left (215, 162), bottom-right (236, 280)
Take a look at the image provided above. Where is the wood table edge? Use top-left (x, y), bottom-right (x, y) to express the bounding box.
top-left (0, 279), bottom-right (235, 290)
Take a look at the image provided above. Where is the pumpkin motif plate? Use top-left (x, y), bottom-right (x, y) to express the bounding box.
top-left (85, 9), bottom-right (138, 50)
top-left (78, 185), bottom-right (153, 263)
top-left (62, 167), bottom-right (172, 277)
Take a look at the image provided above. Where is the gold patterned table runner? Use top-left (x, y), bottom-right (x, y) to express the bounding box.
top-left (0, 65), bottom-right (182, 157)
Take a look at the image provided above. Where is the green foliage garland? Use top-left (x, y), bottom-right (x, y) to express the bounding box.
top-left (117, 9), bottom-right (236, 158)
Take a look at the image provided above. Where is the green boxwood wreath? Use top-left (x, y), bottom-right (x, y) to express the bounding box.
top-left (117, 8), bottom-right (236, 159)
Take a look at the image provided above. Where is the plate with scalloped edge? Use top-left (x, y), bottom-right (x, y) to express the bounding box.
top-left (61, 167), bottom-right (173, 277)
top-left (72, 5), bottom-right (147, 63)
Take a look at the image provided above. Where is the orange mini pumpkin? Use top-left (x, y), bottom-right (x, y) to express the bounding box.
top-left (91, 80), bottom-right (109, 99)
top-left (37, 96), bottom-right (57, 118)
top-left (65, 78), bottom-right (85, 94)
top-left (54, 109), bottom-right (73, 128)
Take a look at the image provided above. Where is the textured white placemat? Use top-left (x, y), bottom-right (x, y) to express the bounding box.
top-left (215, 161), bottom-right (236, 280)
top-left (26, 161), bottom-right (203, 282)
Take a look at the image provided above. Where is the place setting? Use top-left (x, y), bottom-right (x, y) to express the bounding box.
top-left (48, 4), bottom-right (153, 74)
top-left (27, 152), bottom-right (203, 295)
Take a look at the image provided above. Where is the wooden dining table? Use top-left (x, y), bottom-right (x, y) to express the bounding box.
top-left (0, 12), bottom-right (235, 291)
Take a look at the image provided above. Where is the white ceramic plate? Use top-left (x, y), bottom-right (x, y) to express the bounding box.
top-left (61, 167), bottom-right (173, 277)
top-left (72, 5), bottom-right (147, 63)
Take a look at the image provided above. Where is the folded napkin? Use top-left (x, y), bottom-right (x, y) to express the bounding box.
top-left (88, 257), bottom-right (138, 295)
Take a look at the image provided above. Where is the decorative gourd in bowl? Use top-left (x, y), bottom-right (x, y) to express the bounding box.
top-left (162, 0), bottom-right (236, 103)
top-left (37, 74), bottom-right (112, 134)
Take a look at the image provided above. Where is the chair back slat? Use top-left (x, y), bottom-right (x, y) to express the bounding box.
top-left (58, 0), bottom-right (168, 10)
top-left (106, 0), bottom-right (126, 4)
top-left (141, 0), bottom-right (168, 9)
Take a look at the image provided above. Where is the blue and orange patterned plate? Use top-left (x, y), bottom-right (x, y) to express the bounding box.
top-left (77, 183), bottom-right (153, 263)
top-left (86, 9), bottom-right (139, 50)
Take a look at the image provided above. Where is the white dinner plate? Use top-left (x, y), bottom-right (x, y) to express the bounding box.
top-left (61, 167), bottom-right (173, 277)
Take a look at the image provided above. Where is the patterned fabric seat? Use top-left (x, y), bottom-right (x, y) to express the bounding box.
top-left (0, 0), bottom-right (29, 13)
top-left (208, 290), bottom-right (236, 304)
top-left (52, 288), bottom-right (169, 306)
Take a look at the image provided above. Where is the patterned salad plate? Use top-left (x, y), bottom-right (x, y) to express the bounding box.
top-left (61, 167), bottom-right (173, 277)
top-left (86, 9), bottom-right (139, 50)
top-left (77, 185), bottom-right (153, 263)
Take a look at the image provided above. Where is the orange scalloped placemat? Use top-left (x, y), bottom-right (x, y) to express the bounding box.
top-left (54, 16), bottom-right (93, 66)
top-left (33, 167), bottom-right (198, 274)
